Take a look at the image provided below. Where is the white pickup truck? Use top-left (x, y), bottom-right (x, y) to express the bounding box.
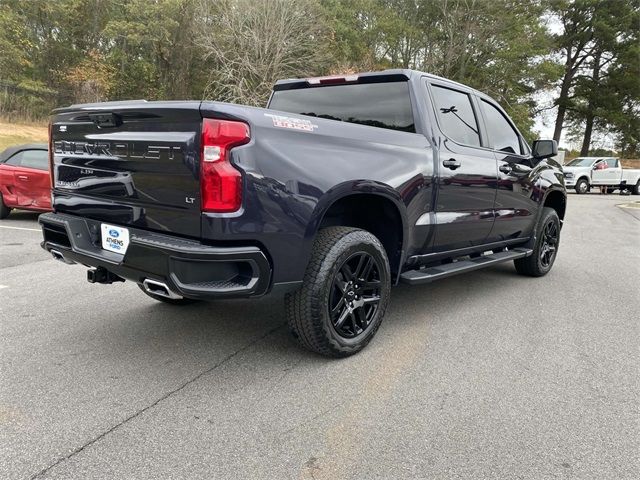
top-left (563, 157), bottom-right (640, 194)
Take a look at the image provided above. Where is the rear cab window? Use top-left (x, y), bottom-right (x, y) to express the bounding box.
top-left (429, 84), bottom-right (482, 147)
top-left (268, 81), bottom-right (415, 133)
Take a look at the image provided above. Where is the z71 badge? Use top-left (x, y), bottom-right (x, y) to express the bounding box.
top-left (264, 114), bottom-right (318, 132)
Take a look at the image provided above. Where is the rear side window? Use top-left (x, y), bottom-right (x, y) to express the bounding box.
top-left (481, 100), bottom-right (522, 154)
top-left (430, 85), bottom-right (481, 147)
top-left (5, 149), bottom-right (49, 170)
top-left (269, 82), bottom-right (415, 133)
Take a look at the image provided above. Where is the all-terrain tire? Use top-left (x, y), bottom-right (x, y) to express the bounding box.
top-left (0, 193), bottom-right (11, 219)
top-left (514, 207), bottom-right (560, 277)
top-left (285, 227), bottom-right (391, 358)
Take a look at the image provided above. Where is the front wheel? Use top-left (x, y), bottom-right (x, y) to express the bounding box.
top-left (514, 207), bottom-right (561, 277)
top-left (574, 178), bottom-right (589, 194)
top-left (285, 227), bottom-right (391, 357)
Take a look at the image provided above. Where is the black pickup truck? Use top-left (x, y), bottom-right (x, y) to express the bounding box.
top-left (39, 69), bottom-right (566, 357)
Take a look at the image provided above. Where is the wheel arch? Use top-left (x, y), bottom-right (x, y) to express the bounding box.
top-left (542, 188), bottom-right (567, 222)
top-left (575, 175), bottom-right (590, 186)
top-left (306, 183), bottom-right (409, 278)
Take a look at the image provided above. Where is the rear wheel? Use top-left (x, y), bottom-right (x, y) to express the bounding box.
top-left (285, 227), bottom-right (391, 357)
top-left (606, 187), bottom-right (616, 194)
top-left (514, 207), bottom-right (560, 277)
top-left (0, 193), bottom-right (11, 219)
top-left (137, 283), bottom-right (198, 305)
top-left (575, 178), bottom-right (589, 194)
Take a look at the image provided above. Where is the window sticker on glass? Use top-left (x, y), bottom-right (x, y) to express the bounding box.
top-left (264, 114), bottom-right (318, 132)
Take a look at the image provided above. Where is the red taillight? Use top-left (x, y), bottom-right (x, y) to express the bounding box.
top-left (200, 118), bottom-right (250, 213)
top-left (48, 121), bottom-right (54, 189)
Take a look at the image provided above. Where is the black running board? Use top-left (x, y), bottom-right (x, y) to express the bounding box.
top-left (399, 248), bottom-right (533, 285)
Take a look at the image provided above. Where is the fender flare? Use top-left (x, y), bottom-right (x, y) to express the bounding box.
top-left (303, 180), bottom-right (410, 273)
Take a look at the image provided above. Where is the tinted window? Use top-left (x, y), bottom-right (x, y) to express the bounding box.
top-left (481, 100), bottom-right (522, 154)
top-left (566, 157), bottom-right (595, 167)
top-left (6, 149), bottom-right (48, 170)
top-left (606, 158), bottom-right (619, 168)
top-left (269, 82), bottom-right (415, 133)
top-left (430, 84), bottom-right (481, 147)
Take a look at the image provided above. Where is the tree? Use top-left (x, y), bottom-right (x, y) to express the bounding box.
top-left (548, 0), bottom-right (599, 143)
top-left (195, 0), bottom-right (333, 106)
top-left (553, 0), bottom-right (640, 154)
top-left (324, 0), bottom-right (559, 141)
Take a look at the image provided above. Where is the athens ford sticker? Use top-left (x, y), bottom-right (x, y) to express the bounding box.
top-left (264, 113), bottom-right (318, 132)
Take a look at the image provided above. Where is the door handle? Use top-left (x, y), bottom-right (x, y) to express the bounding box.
top-left (442, 158), bottom-right (461, 170)
top-left (17, 175), bottom-right (29, 181)
top-left (499, 164), bottom-right (512, 174)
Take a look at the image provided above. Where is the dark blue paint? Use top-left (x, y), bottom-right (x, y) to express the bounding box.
top-left (47, 69), bottom-right (565, 296)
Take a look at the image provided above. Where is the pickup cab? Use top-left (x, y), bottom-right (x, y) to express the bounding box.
top-left (39, 69), bottom-right (566, 357)
top-left (563, 157), bottom-right (640, 194)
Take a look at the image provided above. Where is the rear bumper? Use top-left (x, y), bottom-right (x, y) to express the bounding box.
top-left (38, 212), bottom-right (272, 299)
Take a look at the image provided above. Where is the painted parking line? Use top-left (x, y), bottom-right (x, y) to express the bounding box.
top-left (0, 225), bottom-right (41, 232)
top-left (0, 285), bottom-right (8, 290)
top-left (616, 202), bottom-right (640, 209)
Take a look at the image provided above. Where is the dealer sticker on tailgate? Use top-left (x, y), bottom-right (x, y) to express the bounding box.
top-left (101, 223), bottom-right (130, 254)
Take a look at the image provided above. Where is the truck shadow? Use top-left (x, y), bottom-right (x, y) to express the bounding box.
top-left (94, 262), bottom-right (527, 371)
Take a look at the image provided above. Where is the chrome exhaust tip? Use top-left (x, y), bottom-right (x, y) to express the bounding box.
top-left (50, 249), bottom-right (75, 265)
top-left (142, 279), bottom-right (183, 300)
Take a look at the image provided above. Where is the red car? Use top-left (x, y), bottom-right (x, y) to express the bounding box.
top-left (0, 143), bottom-right (51, 218)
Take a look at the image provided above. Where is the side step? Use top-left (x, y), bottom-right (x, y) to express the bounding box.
top-left (399, 248), bottom-right (533, 285)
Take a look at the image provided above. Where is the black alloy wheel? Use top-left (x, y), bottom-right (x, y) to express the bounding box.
top-left (329, 251), bottom-right (382, 339)
top-left (514, 207), bottom-right (561, 277)
top-left (285, 227), bottom-right (391, 357)
top-left (539, 219), bottom-right (559, 268)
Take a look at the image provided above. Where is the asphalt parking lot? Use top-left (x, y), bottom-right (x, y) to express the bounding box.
top-left (1, 194), bottom-right (639, 480)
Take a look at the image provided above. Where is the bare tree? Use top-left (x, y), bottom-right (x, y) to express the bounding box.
top-left (196, 0), bottom-right (331, 106)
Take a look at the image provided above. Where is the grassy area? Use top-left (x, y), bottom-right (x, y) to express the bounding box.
top-left (0, 120), bottom-right (48, 152)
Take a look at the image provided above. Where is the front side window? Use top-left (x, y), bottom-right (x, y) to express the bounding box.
top-left (6, 150), bottom-right (48, 170)
top-left (15, 150), bottom-right (48, 170)
top-left (605, 158), bottom-right (619, 168)
top-left (269, 81), bottom-right (415, 133)
top-left (594, 160), bottom-right (608, 170)
top-left (481, 100), bottom-right (522, 154)
top-left (430, 84), bottom-right (481, 147)
top-left (566, 157), bottom-right (595, 167)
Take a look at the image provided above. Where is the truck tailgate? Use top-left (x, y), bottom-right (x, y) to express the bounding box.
top-left (51, 102), bottom-right (203, 238)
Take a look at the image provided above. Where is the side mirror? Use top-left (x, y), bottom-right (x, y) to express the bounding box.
top-left (532, 139), bottom-right (558, 159)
